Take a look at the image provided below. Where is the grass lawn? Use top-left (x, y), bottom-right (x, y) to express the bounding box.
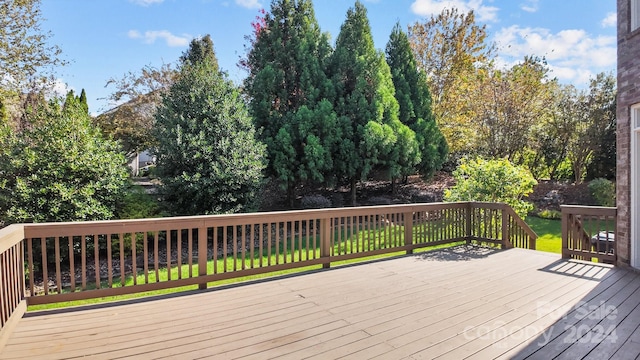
top-left (29, 223), bottom-right (464, 311)
top-left (525, 216), bottom-right (561, 254)
top-left (28, 217), bottom-right (563, 311)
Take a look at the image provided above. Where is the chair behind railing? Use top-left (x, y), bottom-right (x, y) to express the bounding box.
top-left (561, 205), bottom-right (617, 264)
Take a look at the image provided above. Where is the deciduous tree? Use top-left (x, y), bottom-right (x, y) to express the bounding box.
top-left (408, 8), bottom-right (494, 154)
top-left (473, 56), bottom-right (554, 161)
top-left (585, 73), bottom-right (616, 180)
top-left (532, 84), bottom-right (577, 180)
top-left (0, 0), bottom-right (66, 126)
top-left (444, 157), bottom-right (537, 219)
top-left (98, 63), bottom-right (177, 157)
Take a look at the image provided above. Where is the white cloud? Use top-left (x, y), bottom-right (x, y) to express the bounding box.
top-left (494, 25), bottom-right (616, 85)
top-left (128, 30), bottom-right (191, 47)
top-left (53, 79), bottom-right (73, 98)
top-left (129, 0), bottom-right (164, 6)
top-left (410, 0), bottom-right (499, 22)
top-left (235, 0), bottom-right (261, 9)
top-left (42, 78), bottom-right (74, 100)
top-left (601, 12), bottom-right (617, 28)
top-left (520, 0), bottom-right (539, 13)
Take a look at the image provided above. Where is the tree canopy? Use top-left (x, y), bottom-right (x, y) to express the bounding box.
top-left (329, 1), bottom-right (419, 204)
top-left (444, 157), bottom-right (537, 218)
top-left (0, 0), bottom-right (66, 127)
top-left (98, 63), bottom-right (178, 157)
top-left (243, 0), bottom-right (336, 206)
top-left (386, 23), bottom-right (447, 178)
top-left (0, 92), bottom-right (128, 224)
top-left (408, 8), bottom-right (494, 155)
top-left (154, 36), bottom-right (266, 215)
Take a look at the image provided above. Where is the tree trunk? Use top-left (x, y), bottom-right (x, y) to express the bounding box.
top-left (287, 183), bottom-right (295, 208)
top-left (573, 161), bottom-right (583, 184)
top-left (391, 178), bottom-right (397, 195)
top-left (351, 177), bottom-right (357, 207)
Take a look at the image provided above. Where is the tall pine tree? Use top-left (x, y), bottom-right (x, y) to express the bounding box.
top-left (79, 88), bottom-right (89, 114)
top-left (180, 34), bottom-right (219, 69)
top-left (330, 1), bottom-right (418, 204)
top-left (244, 0), bottom-right (337, 207)
top-left (386, 23), bottom-right (447, 179)
top-left (154, 36), bottom-right (266, 215)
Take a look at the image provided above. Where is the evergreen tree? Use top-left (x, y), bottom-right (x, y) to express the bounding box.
top-left (79, 88), bottom-right (89, 114)
top-left (386, 23), bottom-right (447, 179)
top-left (154, 35), bottom-right (266, 215)
top-left (329, 1), bottom-right (418, 204)
top-left (63, 89), bottom-right (76, 110)
top-left (63, 88), bottom-right (89, 115)
top-left (244, 0), bottom-right (337, 206)
top-left (180, 34), bottom-right (219, 69)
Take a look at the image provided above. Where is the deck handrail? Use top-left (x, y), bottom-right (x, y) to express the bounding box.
top-left (561, 205), bottom-right (617, 264)
top-left (0, 201), bottom-right (536, 345)
top-left (0, 224), bottom-right (27, 353)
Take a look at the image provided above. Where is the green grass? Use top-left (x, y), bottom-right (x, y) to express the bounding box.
top-left (29, 222), bottom-right (463, 311)
top-left (29, 216), bottom-right (565, 311)
top-left (525, 216), bottom-right (561, 254)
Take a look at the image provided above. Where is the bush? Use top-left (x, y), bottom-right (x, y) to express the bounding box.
top-left (588, 178), bottom-right (615, 207)
top-left (444, 157), bottom-right (537, 219)
top-left (368, 196), bottom-right (392, 205)
top-left (300, 195), bottom-right (332, 209)
top-left (536, 209), bottom-right (562, 220)
top-left (0, 97), bottom-right (128, 224)
top-left (117, 185), bottom-right (163, 220)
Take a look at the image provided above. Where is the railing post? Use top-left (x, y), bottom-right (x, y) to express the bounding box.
top-left (560, 206), bottom-right (569, 259)
top-left (0, 225), bottom-right (28, 354)
top-left (501, 205), bottom-right (511, 249)
top-left (198, 226), bottom-right (207, 290)
top-left (404, 212), bottom-right (413, 254)
top-left (320, 217), bottom-right (331, 269)
top-left (465, 202), bottom-right (472, 244)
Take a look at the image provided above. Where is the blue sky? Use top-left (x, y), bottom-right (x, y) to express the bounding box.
top-left (40, 0), bottom-right (616, 115)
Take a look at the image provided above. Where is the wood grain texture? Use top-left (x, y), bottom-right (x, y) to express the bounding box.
top-left (2, 247), bottom-right (639, 359)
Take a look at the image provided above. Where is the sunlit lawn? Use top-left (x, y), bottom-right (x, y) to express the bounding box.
top-left (29, 216), bottom-right (565, 311)
top-left (526, 216), bottom-right (561, 254)
top-left (30, 222), bottom-right (463, 311)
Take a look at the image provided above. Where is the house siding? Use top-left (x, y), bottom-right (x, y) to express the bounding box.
top-left (617, 0), bottom-right (640, 267)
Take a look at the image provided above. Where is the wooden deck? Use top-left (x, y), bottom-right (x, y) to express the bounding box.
top-left (1, 246), bottom-right (639, 359)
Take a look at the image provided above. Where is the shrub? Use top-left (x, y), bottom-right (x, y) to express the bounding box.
top-left (588, 178), bottom-right (615, 207)
top-left (117, 185), bottom-right (163, 220)
top-left (536, 209), bottom-right (562, 220)
top-left (368, 196), bottom-right (392, 205)
top-left (300, 195), bottom-right (332, 209)
top-left (444, 157), bottom-right (537, 219)
top-left (0, 96), bottom-right (128, 224)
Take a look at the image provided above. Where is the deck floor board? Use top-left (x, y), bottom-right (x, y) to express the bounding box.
top-left (2, 246), bottom-right (639, 360)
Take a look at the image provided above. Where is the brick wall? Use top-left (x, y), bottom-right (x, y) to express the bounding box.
top-left (617, 0), bottom-right (640, 267)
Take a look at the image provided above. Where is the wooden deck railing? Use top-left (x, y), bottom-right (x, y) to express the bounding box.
top-left (0, 202), bottom-right (535, 332)
top-left (561, 205), bottom-right (617, 264)
top-left (0, 225), bottom-right (26, 352)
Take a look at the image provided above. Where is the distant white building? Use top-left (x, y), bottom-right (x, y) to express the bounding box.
top-left (128, 150), bottom-right (156, 176)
